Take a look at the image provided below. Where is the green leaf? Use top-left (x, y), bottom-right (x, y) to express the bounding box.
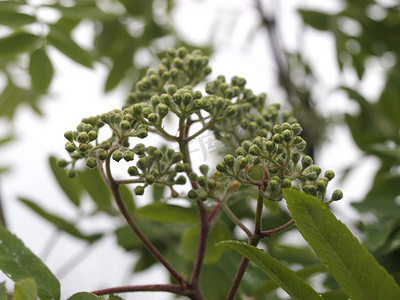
top-left (18, 198), bottom-right (102, 243)
top-left (218, 241), bottom-right (322, 299)
top-left (120, 185), bottom-right (136, 214)
top-left (135, 203), bottom-right (199, 223)
top-left (67, 292), bottom-right (102, 300)
top-left (320, 290), bottom-right (349, 300)
top-left (152, 184), bottom-right (165, 202)
top-left (253, 264), bottom-right (326, 297)
top-left (104, 47), bottom-right (134, 92)
top-left (49, 156), bottom-right (83, 206)
top-left (0, 225), bottom-right (60, 300)
top-left (44, 4), bottom-right (118, 21)
top-left (0, 282), bottom-right (7, 300)
top-left (0, 32), bottom-right (39, 56)
top-left (298, 10), bottom-right (334, 31)
top-left (182, 222), bottom-right (232, 264)
top-left (47, 25), bottom-right (93, 68)
top-left (284, 189), bottom-right (400, 300)
top-left (14, 278), bottom-right (37, 300)
top-left (0, 12), bottom-right (36, 28)
top-left (29, 48), bottom-right (54, 93)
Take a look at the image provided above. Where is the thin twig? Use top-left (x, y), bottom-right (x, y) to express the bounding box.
top-left (92, 284), bottom-right (191, 297)
top-left (260, 219), bottom-right (295, 238)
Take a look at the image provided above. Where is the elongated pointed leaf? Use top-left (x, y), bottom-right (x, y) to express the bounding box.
top-left (49, 156), bottom-right (83, 206)
top-left (284, 189), bottom-right (400, 300)
top-left (47, 25), bottom-right (93, 68)
top-left (135, 203), bottom-right (199, 223)
top-left (0, 226), bottom-right (60, 300)
top-left (29, 48), bottom-right (54, 93)
top-left (18, 198), bottom-right (102, 243)
top-left (218, 241), bottom-right (322, 299)
top-left (0, 32), bottom-right (39, 56)
top-left (67, 292), bottom-right (102, 300)
top-left (14, 278), bottom-right (37, 300)
top-left (0, 12), bottom-right (36, 28)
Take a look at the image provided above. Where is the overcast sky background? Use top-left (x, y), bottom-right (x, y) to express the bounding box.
top-left (0, 0), bottom-right (384, 299)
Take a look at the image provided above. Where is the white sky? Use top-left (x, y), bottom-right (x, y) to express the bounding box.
top-left (0, 0), bottom-right (383, 299)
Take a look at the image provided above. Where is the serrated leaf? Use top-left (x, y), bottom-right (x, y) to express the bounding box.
top-left (135, 203), bottom-right (199, 223)
top-left (284, 189), bottom-right (400, 300)
top-left (47, 25), bottom-right (93, 68)
top-left (253, 264), bottom-right (326, 297)
top-left (14, 278), bottom-right (37, 300)
top-left (0, 12), bottom-right (36, 28)
top-left (18, 198), bottom-right (102, 243)
top-left (0, 32), bottom-right (39, 56)
top-left (0, 226), bottom-right (60, 300)
top-left (29, 48), bottom-right (54, 93)
top-left (298, 10), bottom-right (334, 31)
top-left (67, 292), bottom-right (103, 300)
top-left (218, 241), bottom-right (322, 299)
top-left (182, 222), bottom-right (231, 264)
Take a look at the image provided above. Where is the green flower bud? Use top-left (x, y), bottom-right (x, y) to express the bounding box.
top-left (309, 165), bottom-right (322, 175)
top-left (189, 172), bottom-right (198, 181)
top-left (171, 68), bottom-right (179, 78)
top-left (137, 157), bottom-right (147, 171)
top-left (171, 152), bottom-right (184, 163)
top-left (134, 186), bottom-right (145, 195)
top-left (292, 183), bottom-right (301, 190)
top-left (149, 74), bottom-right (159, 86)
top-left (241, 140), bottom-right (252, 152)
top-left (249, 121), bottom-right (258, 131)
top-left (147, 113), bottom-right (158, 124)
top-left (324, 170), bottom-right (335, 181)
top-left (303, 185), bottom-right (317, 196)
top-left (273, 124), bottom-right (282, 134)
top-left (236, 147), bottom-right (246, 156)
top-left (77, 132), bottom-right (88, 143)
top-left (153, 150), bottom-right (163, 160)
top-left (146, 174), bottom-right (156, 184)
top-left (124, 151), bottom-right (134, 162)
top-left (306, 172), bottom-right (318, 181)
top-left (100, 141), bottom-right (111, 150)
top-left (281, 178), bottom-right (292, 188)
top-left (301, 156), bottom-right (313, 169)
top-left (224, 154), bottom-right (235, 167)
top-left (142, 107), bottom-right (152, 118)
top-left (216, 162), bottom-right (227, 173)
top-left (120, 120), bottom-right (131, 131)
top-left (137, 130), bottom-right (147, 138)
top-left (199, 164), bottom-right (209, 175)
top-left (133, 144), bottom-right (145, 155)
top-left (291, 152), bottom-right (301, 164)
top-left (207, 179), bottom-right (217, 190)
top-left (57, 159), bottom-right (68, 168)
top-left (331, 189), bottom-right (343, 201)
top-left (188, 189), bottom-right (198, 199)
top-left (199, 193), bottom-right (208, 201)
top-left (175, 163), bottom-right (185, 172)
top-left (112, 151), bottom-right (123, 162)
top-left (88, 130), bottom-right (97, 141)
top-left (193, 99), bottom-right (204, 109)
top-left (173, 57), bottom-right (184, 68)
top-left (272, 134), bottom-right (282, 144)
top-left (65, 142), bottom-right (76, 153)
top-left (265, 141), bottom-right (275, 152)
top-left (128, 166), bottom-right (139, 176)
top-left (227, 106), bottom-right (237, 116)
top-left (198, 176), bottom-right (207, 187)
top-left (193, 90), bottom-right (202, 99)
top-left (86, 158), bottom-right (97, 169)
top-left (249, 145), bottom-right (261, 156)
top-left (183, 93), bottom-right (192, 105)
top-left (67, 169), bottom-right (76, 178)
top-left (64, 131), bottom-right (74, 142)
top-left (282, 129), bottom-right (292, 143)
top-left (176, 175), bottom-right (187, 185)
top-left (156, 104), bottom-right (169, 118)
top-left (291, 123), bottom-right (302, 135)
top-left (316, 179), bottom-right (327, 192)
top-left (237, 156), bottom-right (248, 169)
top-left (167, 84), bottom-right (177, 95)
top-left (269, 179), bottom-right (279, 190)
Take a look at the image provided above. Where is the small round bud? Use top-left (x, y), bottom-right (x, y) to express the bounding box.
top-left (133, 144), bottom-right (145, 155)
top-left (324, 170), bottom-right (335, 181)
top-left (292, 183), bottom-right (301, 190)
top-left (78, 143), bottom-right (88, 152)
top-left (153, 150), bottom-right (163, 160)
top-left (302, 156), bottom-right (313, 169)
top-left (65, 142), bottom-right (76, 153)
top-left (227, 106), bottom-right (237, 116)
top-left (265, 141), bottom-right (275, 152)
top-left (241, 140), bottom-right (252, 152)
top-left (249, 122), bottom-right (258, 131)
top-left (134, 186), bottom-right (145, 195)
top-left (198, 176), bottom-right (207, 187)
top-left (156, 104), bottom-right (169, 118)
top-left (272, 134), bottom-right (282, 144)
top-left (331, 190), bottom-right (343, 201)
top-left (193, 99), bottom-right (204, 109)
top-left (146, 146), bottom-right (157, 155)
top-left (199, 193), bottom-right (208, 201)
top-left (97, 149), bottom-right (108, 160)
top-left (188, 189), bottom-right (198, 199)
top-left (176, 175), bottom-right (187, 185)
top-left (147, 113), bottom-right (158, 124)
top-left (124, 151), bottom-right (134, 162)
top-left (167, 84), bottom-right (177, 95)
top-left (216, 162), bottom-right (227, 173)
top-left (306, 172), bottom-right (318, 181)
top-left (273, 124), bottom-right (282, 134)
top-left (207, 179), bottom-right (217, 190)
top-left (291, 152), bottom-right (301, 164)
top-left (171, 152), bottom-right (184, 163)
top-left (175, 163), bottom-right (185, 172)
top-left (77, 132), bottom-right (88, 143)
top-left (100, 141), bottom-right (111, 150)
top-left (146, 174), bottom-right (156, 184)
top-left (57, 159), bottom-right (68, 168)
top-left (141, 107), bottom-right (152, 118)
top-left (316, 180), bottom-right (327, 192)
top-left (88, 130), bottom-right (97, 141)
top-left (293, 136), bottom-right (304, 145)
top-left (112, 151), bottom-right (123, 162)
top-left (281, 178), bottom-right (292, 188)
top-left (128, 166), bottom-right (139, 176)
top-left (236, 147), bottom-right (246, 156)
top-left (189, 172), bottom-right (198, 181)
top-left (199, 164), bottom-right (209, 176)
top-left (86, 158), bottom-right (97, 169)
top-left (249, 145), bottom-right (261, 156)
top-left (291, 123), bottom-right (302, 135)
top-left (120, 120), bottom-right (131, 131)
top-left (269, 179), bottom-right (279, 190)
top-left (237, 156), bottom-right (248, 169)
top-left (67, 169), bottom-right (76, 178)
top-left (183, 93), bottom-right (192, 105)
top-left (64, 131), bottom-right (74, 142)
top-left (282, 129), bottom-right (292, 143)
top-left (224, 154), bottom-right (235, 167)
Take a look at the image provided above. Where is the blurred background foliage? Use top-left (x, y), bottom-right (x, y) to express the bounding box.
top-left (0, 0), bottom-right (399, 299)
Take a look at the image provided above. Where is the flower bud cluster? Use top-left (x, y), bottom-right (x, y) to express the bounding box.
top-left (216, 123), bottom-right (343, 202)
top-left (127, 145), bottom-right (188, 196)
top-left (187, 165), bottom-right (221, 201)
top-left (127, 47), bottom-right (211, 107)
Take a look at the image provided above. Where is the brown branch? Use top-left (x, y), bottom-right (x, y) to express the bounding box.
top-left (92, 284), bottom-right (191, 297)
